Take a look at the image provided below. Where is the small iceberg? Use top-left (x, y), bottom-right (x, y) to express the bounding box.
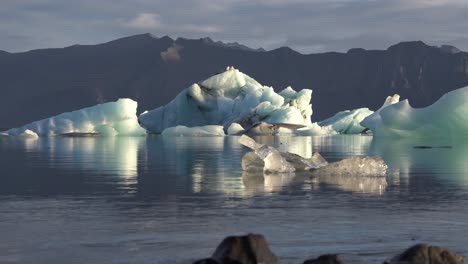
top-left (3, 98), bottom-right (146, 137)
top-left (316, 94), bottom-right (400, 135)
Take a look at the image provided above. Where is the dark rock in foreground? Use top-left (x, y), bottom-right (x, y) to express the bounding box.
top-left (193, 258), bottom-right (220, 264)
top-left (385, 243), bottom-right (464, 264)
top-left (303, 254), bottom-right (343, 264)
top-left (194, 235), bottom-right (465, 264)
top-left (194, 234), bottom-right (279, 264)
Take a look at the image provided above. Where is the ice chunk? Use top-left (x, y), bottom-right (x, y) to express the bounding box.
top-left (242, 151), bottom-right (328, 172)
top-left (311, 156), bottom-right (388, 177)
top-left (227, 123), bottom-right (245, 135)
top-left (139, 67), bottom-right (313, 133)
top-left (161, 125), bottom-right (225, 137)
top-left (5, 98), bottom-right (146, 137)
top-left (239, 135), bottom-right (327, 172)
top-left (239, 135), bottom-right (295, 173)
top-left (361, 87), bottom-right (468, 138)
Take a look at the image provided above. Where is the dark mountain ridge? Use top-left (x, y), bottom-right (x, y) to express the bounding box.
top-left (1, 34), bottom-right (467, 128)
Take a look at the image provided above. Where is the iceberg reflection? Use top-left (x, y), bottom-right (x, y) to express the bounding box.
top-left (311, 173), bottom-right (387, 194)
top-left (370, 138), bottom-right (468, 186)
top-left (14, 137), bottom-right (142, 178)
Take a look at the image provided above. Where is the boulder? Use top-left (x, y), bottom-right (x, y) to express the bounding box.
top-left (193, 258), bottom-right (220, 264)
top-left (303, 254), bottom-right (343, 264)
top-left (211, 234), bottom-right (279, 264)
top-left (386, 244), bottom-right (464, 264)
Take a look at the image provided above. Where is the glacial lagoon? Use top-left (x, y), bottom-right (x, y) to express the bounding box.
top-left (1, 135), bottom-right (468, 263)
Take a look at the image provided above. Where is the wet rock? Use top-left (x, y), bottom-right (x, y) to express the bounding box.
top-left (303, 254), bottom-right (343, 264)
top-left (211, 234), bottom-right (279, 264)
top-left (386, 244), bottom-right (464, 264)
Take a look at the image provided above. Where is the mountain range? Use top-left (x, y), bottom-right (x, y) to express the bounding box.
top-left (1, 33), bottom-right (468, 128)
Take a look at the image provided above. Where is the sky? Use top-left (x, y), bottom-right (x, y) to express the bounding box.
top-left (1, 0), bottom-right (468, 53)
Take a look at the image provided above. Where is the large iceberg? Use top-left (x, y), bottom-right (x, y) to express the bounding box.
top-left (361, 87), bottom-right (468, 138)
top-left (138, 67), bottom-right (313, 134)
top-left (3, 98), bottom-right (146, 136)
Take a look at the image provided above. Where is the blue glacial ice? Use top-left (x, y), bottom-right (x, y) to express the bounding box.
top-left (161, 125), bottom-right (225, 137)
top-left (361, 87), bottom-right (468, 138)
top-left (3, 98), bottom-right (146, 137)
top-left (317, 94), bottom-right (400, 135)
top-left (138, 67), bottom-right (313, 134)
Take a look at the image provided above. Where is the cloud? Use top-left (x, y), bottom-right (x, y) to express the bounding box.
top-left (125, 13), bottom-right (161, 29)
top-left (160, 43), bottom-right (182, 61)
top-left (1, 0), bottom-right (468, 53)
top-left (181, 24), bottom-right (222, 33)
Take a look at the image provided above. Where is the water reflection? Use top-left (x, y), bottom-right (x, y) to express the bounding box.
top-left (370, 138), bottom-right (468, 186)
top-left (242, 171), bottom-right (306, 194)
top-left (311, 173), bottom-right (387, 194)
top-left (242, 170), bottom-right (387, 195)
top-left (1, 135), bottom-right (468, 197)
top-left (19, 137), bottom-right (143, 178)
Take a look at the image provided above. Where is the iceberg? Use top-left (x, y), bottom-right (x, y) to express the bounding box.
top-left (4, 98), bottom-right (146, 137)
top-left (361, 87), bottom-right (468, 138)
top-left (138, 67), bottom-right (313, 134)
top-left (161, 125), bottom-right (225, 137)
top-left (316, 94), bottom-right (400, 135)
top-left (318, 108), bottom-right (373, 134)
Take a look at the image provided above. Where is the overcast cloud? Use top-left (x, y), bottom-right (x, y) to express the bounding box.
top-left (1, 0), bottom-right (468, 53)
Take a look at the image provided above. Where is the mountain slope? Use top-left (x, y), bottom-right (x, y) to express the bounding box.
top-left (1, 34), bottom-right (467, 128)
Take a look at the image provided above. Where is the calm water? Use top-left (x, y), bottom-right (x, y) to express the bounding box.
top-left (1, 135), bottom-right (467, 263)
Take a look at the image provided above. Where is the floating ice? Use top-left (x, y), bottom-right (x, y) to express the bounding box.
top-left (138, 67), bottom-right (313, 134)
top-left (4, 98), bottom-right (146, 137)
top-left (227, 123), bottom-right (245, 135)
top-left (361, 87), bottom-right (468, 138)
top-left (240, 135), bottom-right (388, 179)
top-left (161, 125), bottom-right (225, 137)
top-left (311, 156), bottom-right (388, 177)
top-left (239, 135), bottom-right (327, 173)
top-left (18, 129), bottom-right (39, 138)
top-left (318, 108), bottom-right (373, 134)
top-left (315, 94), bottom-right (400, 135)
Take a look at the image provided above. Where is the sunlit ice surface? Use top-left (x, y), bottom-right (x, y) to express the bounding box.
top-left (0, 135), bottom-right (468, 263)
